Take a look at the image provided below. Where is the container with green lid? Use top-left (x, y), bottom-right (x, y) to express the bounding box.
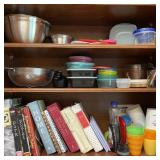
top-left (127, 124), bottom-right (144, 135)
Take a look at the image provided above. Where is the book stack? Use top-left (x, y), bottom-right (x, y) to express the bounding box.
top-left (4, 98), bottom-right (110, 156)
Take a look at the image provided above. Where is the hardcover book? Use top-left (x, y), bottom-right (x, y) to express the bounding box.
top-left (90, 116), bottom-right (110, 152)
top-left (22, 106), bottom-right (41, 156)
top-left (44, 110), bottom-right (67, 153)
top-left (10, 107), bottom-right (23, 156)
top-left (61, 107), bottom-right (93, 153)
top-left (16, 108), bottom-right (31, 156)
top-left (47, 103), bottom-right (79, 152)
top-left (27, 100), bottom-right (56, 155)
top-left (71, 103), bottom-right (103, 152)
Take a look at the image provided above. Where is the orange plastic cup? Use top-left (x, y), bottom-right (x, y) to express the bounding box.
top-left (144, 129), bottom-right (156, 140)
top-left (127, 134), bottom-right (144, 156)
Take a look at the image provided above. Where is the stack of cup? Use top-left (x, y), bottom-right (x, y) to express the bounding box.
top-left (144, 108), bottom-right (156, 155)
top-left (127, 125), bottom-right (144, 156)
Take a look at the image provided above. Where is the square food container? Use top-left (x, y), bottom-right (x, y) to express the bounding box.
top-left (116, 78), bottom-right (131, 88)
top-left (67, 69), bottom-right (96, 77)
top-left (67, 77), bottom-right (97, 88)
top-left (97, 79), bottom-right (116, 88)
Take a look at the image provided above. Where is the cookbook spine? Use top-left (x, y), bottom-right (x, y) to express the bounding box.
top-left (71, 103), bottom-right (103, 152)
top-left (9, 108), bottom-right (23, 156)
top-left (16, 108), bottom-right (31, 156)
top-left (47, 103), bottom-right (79, 152)
top-left (42, 111), bottom-right (62, 154)
top-left (44, 110), bottom-right (67, 153)
top-left (61, 107), bottom-right (93, 153)
top-left (22, 106), bottom-right (40, 156)
top-left (27, 101), bottom-right (56, 155)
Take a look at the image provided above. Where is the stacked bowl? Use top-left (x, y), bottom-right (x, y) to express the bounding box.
top-left (66, 56), bottom-right (96, 88)
top-left (96, 67), bottom-right (118, 88)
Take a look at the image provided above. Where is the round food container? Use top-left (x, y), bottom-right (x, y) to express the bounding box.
top-left (66, 62), bottom-right (95, 69)
top-left (69, 56), bottom-right (93, 63)
top-left (133, 28), bottom-right (156, 44)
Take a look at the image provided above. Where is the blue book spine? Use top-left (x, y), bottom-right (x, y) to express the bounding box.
top-left (27, 101), bottom-right (56, 155)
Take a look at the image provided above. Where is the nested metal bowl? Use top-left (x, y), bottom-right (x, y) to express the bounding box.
top-left (6, 67), bottom-right (54, 87)
top-left (5, 14), bottom-right (51, 43)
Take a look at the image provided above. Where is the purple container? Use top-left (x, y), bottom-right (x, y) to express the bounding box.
top-left (69, 56), bottom-right (93, 63)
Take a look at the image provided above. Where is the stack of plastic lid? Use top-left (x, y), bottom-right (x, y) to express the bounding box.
top-left (66, 56), bottom-right (96, 88)
top-left (96, 67), bottom-right (118, 88)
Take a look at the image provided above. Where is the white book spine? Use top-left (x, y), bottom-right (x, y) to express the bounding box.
top-left (44, 110), bottom-right (67, 153)
top-left (71, 103), bottom-right (103, 152)
top-left (61, 107), bottom-right (93, 153)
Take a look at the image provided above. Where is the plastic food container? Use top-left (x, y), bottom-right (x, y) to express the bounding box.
top-left (69, 56), bottom-right (93, 63)
top-left (67, 69), bottom-right (96, 77)
top-left (66, 62), bottom-right (95, 69)
top-left (67, 77), bottom-right (97, 88)
top-left (130, 79), bottom-right (147, 88)
top-left (116, 78), bottom-right (131, 88)
top-left (97, 79), bottom-right (116, 88)
top-left (133, 28), bottom-right (156, 44)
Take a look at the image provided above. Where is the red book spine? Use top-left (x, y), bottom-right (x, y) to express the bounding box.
top-left (22, 107), bottom-right (40, 156)
top-left (47, 103), bottom-right (79, 152)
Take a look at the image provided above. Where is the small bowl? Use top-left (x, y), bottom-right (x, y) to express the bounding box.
top-left (51, 34), bottom-right (72, 44)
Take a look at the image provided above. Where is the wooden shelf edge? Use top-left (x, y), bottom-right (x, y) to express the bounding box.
top-left (4, 43), bottom-right (156, 49)
top-left (4, 88), bottom-right (156, 93)
top-left (41, 150), bottom-right (118, 156)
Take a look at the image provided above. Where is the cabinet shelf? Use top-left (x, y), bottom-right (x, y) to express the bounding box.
top-left (4, 43), bottom-right (156, 49)
top-left (4, 88), bottom-right (156, 93)
top-left (5, 43), bottom-right (155, 58)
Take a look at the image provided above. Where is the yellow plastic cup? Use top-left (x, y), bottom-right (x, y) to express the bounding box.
top-left (144, 139), bottom-right (156, 156)
top-left (127, 134), bottom-right (144, 156)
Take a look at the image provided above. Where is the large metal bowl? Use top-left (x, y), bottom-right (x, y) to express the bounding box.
top-left (6, 67), bottom-right (54, 87)
top-left (5, 14), bottom-right (51, 43)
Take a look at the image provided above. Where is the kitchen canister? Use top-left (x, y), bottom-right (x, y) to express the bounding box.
top-left (145, 108), bottom-right (156, 130)
top-left (126, 105), bottom-right (145, 126)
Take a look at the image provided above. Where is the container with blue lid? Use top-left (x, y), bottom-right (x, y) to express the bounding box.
top-left (133, 27), bottom-right (156, 44)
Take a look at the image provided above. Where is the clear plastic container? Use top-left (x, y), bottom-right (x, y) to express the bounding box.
top-left (67, 77), bottom-right (97, 88)
top-left (67, 69), bottom-right (96, 77)
top-left (133, 28), bottom-right (156, 44)
top-left (97, 79), bottom-right (116, 88)
top-left (116, 78), bottom-right (131, 88)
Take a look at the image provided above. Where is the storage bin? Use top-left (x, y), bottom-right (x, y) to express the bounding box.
top-left (97, 79), bottom-right (116, 88)
top-left (133, 28), bottom-right (156, 44)
top-left (67, 69), bottom-right (96, 77)
top-left (67, 77), bottom-right (97, 88)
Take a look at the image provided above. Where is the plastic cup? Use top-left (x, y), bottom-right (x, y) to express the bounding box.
top-left (127, 125), bottom-right (144, 156)
top-left (144, 139), bottom-right (156, 156)
top-left (144, 129), bottom-right (156, 156)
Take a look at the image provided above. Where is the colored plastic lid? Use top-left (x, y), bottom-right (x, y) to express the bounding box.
top-left (127, 124), bottom-right (144, 135)
top-left (133, 28), bottom-right (156, 34)
top-left (111, 101), bottom-right (118, 107)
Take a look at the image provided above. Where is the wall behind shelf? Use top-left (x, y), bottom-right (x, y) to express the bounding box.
top-left (4, 92), bottom-right (156, 132)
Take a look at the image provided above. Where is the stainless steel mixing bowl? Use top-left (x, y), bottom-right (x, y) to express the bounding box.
top-left (5, 14), bottom-right (51, 43)
top-left (6, 67), bottom-right (54, 87)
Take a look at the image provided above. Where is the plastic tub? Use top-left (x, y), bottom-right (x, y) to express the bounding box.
top-left (67, 69), bottom-right (96, 77)
top-left (69, 56), bottom-right (93, 63)
top-left (130, 79), bottom-right (147, 88)
top-left (67, 77), bottom-right (97, 88)
top-left (97, 79), bottom-right (116, 88)
top-left (116, 78), bottom-right (131, 88)
top-left (66, 62), bottom-right (95, 69)
top-left (133, 28), bottom-right (156, 44)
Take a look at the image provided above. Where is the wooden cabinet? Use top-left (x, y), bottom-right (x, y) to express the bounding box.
top-left (4, 4), bottom-right (156, 156)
